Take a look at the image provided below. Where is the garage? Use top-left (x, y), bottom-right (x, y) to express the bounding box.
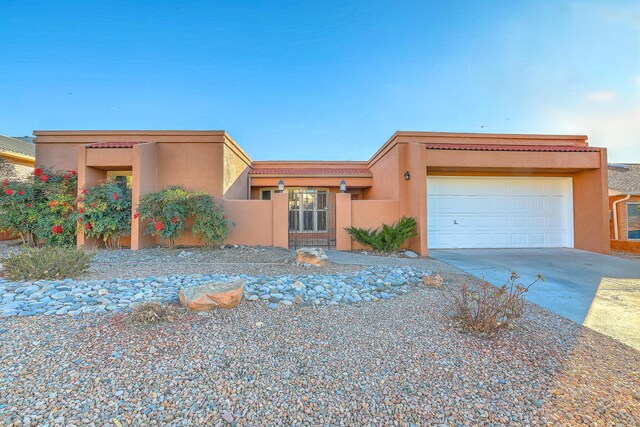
top-left (427, 176), bottom-right (574, 249)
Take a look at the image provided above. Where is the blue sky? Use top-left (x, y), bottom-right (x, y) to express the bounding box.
top-left (1, 0), bottom-right (638, 161)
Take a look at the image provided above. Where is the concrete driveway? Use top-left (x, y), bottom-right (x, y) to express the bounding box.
top-left (429, 249), bottom-right (640, 349)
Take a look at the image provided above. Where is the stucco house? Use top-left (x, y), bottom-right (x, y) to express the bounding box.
top-left (34, 130), bottom-right (610, 255)
top-left (0, 134), bottom-right (35, 179)
top-left (609, 163), bottom-right (640, 252)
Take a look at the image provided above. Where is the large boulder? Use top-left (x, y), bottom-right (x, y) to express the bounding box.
top-left (178, 280), bottom-right (244, 311)
top-left (295, 247), bottom-right (329, 266)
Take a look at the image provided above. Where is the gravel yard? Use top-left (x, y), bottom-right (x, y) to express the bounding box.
top-left (1, 273), bottom-right (639, 426)
top-left (611, 250), bottom-right (640, 263)
top-left (86, 246), bottom-right (363, 279)
top-left (0, 241), bottom-right (364, 279)
top-left (1, 240), bottom-right (639, 425)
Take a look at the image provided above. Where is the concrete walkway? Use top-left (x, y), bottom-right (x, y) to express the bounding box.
top-left (325, 250), bottom-right (460, 273)
top-left (430, 248), bottom-right (640, 350)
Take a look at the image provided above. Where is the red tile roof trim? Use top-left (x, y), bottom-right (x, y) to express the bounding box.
top-left (250, 168), bottom-right (372, 176)
top-left (85, 141), bottom-right (143, 148)
top-left (424, 143), bottom-right (600, 152)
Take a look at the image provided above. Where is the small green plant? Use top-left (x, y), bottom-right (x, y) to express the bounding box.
top-left (136, 186), bottom-right (230, 248)
top-left (2, 246), bottom-right (92, 281)
top-left (442, 272), bottom-right (544, 334)
top-left (129, 302), bottom-right (182, 324)
top-left (76, 181), bottom-right (132, 247)
top-left (345, 216), bottom-right (418, 253)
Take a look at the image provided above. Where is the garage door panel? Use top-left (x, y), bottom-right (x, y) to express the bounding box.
top-left (492, 233), bottom-right (510, 246)
top-left (510, 233), bottom-right (527, 246)
top-left (546, 233), bottom-right (564, 246)
top-left (529, 233), bottom-right (545, 246)
top-left (427, 177), bottom-right (573, 249)
top-left (527, 198), bottom-right (545, 211)
top-left (509, 216), bottom-right (527, 228)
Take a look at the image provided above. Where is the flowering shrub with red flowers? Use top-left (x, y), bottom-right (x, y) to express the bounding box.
top-left (136, 186), bottom-right (230, 248)
top-left (0, 168), bottom-right (78, 246)
top-left (75, 181), bottom-right (132, 248)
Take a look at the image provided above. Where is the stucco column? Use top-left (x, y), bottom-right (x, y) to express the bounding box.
top-left (573, 148), bottom-right (610, 254)
top-left (399, 143), bottom-right (428, 255)
top-left (131, 143), bottom-right (158, 250)
top-left (272, 191), bottom-right (289, 249)
top-left (335, 192), bottom-right (352, 251)
top-left (77, 146), bottom-right (106, 249)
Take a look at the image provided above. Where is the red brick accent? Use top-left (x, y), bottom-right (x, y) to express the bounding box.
top-left (424, 143), bottom-right (601, 152)
top-left (249, 168), bottom-right (372, 176)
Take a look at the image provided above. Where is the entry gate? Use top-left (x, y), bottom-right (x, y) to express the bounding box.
top-left (288, 190), bottom-right (336, 249)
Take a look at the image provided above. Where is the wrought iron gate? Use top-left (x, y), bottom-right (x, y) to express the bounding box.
top-left (288, 190), bottom-right (336, 249)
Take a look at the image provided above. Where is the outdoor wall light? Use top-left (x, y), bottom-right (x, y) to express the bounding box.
top-left (404, 171), bottom-right (411, 180)
top-left (276, 179), bottom-right (285, 193)
top-left (340, 179), bottom-right (347, 193)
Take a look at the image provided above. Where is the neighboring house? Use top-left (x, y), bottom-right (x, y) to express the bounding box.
top-left (0, 134), bottom-right (36, 179)
top-left (608, 163), bottom-right (640, 252)
top-left (34, 130), bottom-right (610, 255)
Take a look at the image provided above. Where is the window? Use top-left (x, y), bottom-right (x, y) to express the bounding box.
top-left (288, 190), bottom-right (329, 232)
top-left (261, 190), bottom-right (272, 200)
top-left (628, 203), bottom-right (640, 240)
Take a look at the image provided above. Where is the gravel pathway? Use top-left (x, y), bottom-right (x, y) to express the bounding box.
top-left (85, 246), bottom-right (364, 279)
top-left (1, 274), bottom-right (638, 426)
top-left (326, 249), bottom-right (460, 273)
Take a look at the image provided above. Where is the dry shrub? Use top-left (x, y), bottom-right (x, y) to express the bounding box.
top-left (443, 271), bottom-right (543, 334)
top-left (129, 302), bottom-right (182, 324)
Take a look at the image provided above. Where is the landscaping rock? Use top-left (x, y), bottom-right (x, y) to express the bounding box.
top-left (291, 281), bottom-right (305, 290)
top-left (423, 273), bottom-right (444, 288)
top-left (178, 281), bottom-right (244, 311)
top-left (295, 247), bottom-right (329, 266)
top-left (0, 266), bottom-right (429, 317)
top-left (404, 250), bottom-right (418, 258)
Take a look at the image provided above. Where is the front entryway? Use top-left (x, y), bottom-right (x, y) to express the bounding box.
top-left (427, 176), bottom-right (574, 249)
top-left (288, 190), bottom-right (336, 249)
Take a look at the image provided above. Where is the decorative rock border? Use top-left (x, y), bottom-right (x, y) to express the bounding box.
top-left (0, 266), bottom-right (431, 317)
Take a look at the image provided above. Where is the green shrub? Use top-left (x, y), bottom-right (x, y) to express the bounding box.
top-left (190, 193), bottom-right (229, 246)
top-left (76, 181), bottom-right (132, 247)
top-left (345, 216), bottom-right (418, 253)
top-left (2, 246), bottom-right (92, 281)
top-left (136, 186), bottom-right (230, 248)
top-left (0, 168), bottom-right (78, 247)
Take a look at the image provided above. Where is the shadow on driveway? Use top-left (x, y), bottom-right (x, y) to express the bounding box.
top-left (429, 248), bottom-right (640, 350)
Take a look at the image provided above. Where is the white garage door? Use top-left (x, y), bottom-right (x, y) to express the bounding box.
top-left (427, 176), bottom-right (574, 249)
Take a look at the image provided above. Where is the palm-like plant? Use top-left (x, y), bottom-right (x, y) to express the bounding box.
top-left (345, 216), bottom-right (418, 253)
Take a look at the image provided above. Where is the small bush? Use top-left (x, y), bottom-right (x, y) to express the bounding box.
top-left (136, 186), bottom-right (230, 248)
top-left (76, 181), bottom-right (132, 247)
top-left (443, 272), bottom-right (543, 334)
top-left (345, 216), bottom-right (417, 253)
top-left (2, 246), bottom-right (92, 281)
top-left (129, 302), bottom-right (182, 324)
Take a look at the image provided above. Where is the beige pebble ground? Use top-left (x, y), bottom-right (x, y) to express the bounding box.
top-left (1, 272), bottom-right (638, 426)
top-left (611, 250), bottom-right (640, 263)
